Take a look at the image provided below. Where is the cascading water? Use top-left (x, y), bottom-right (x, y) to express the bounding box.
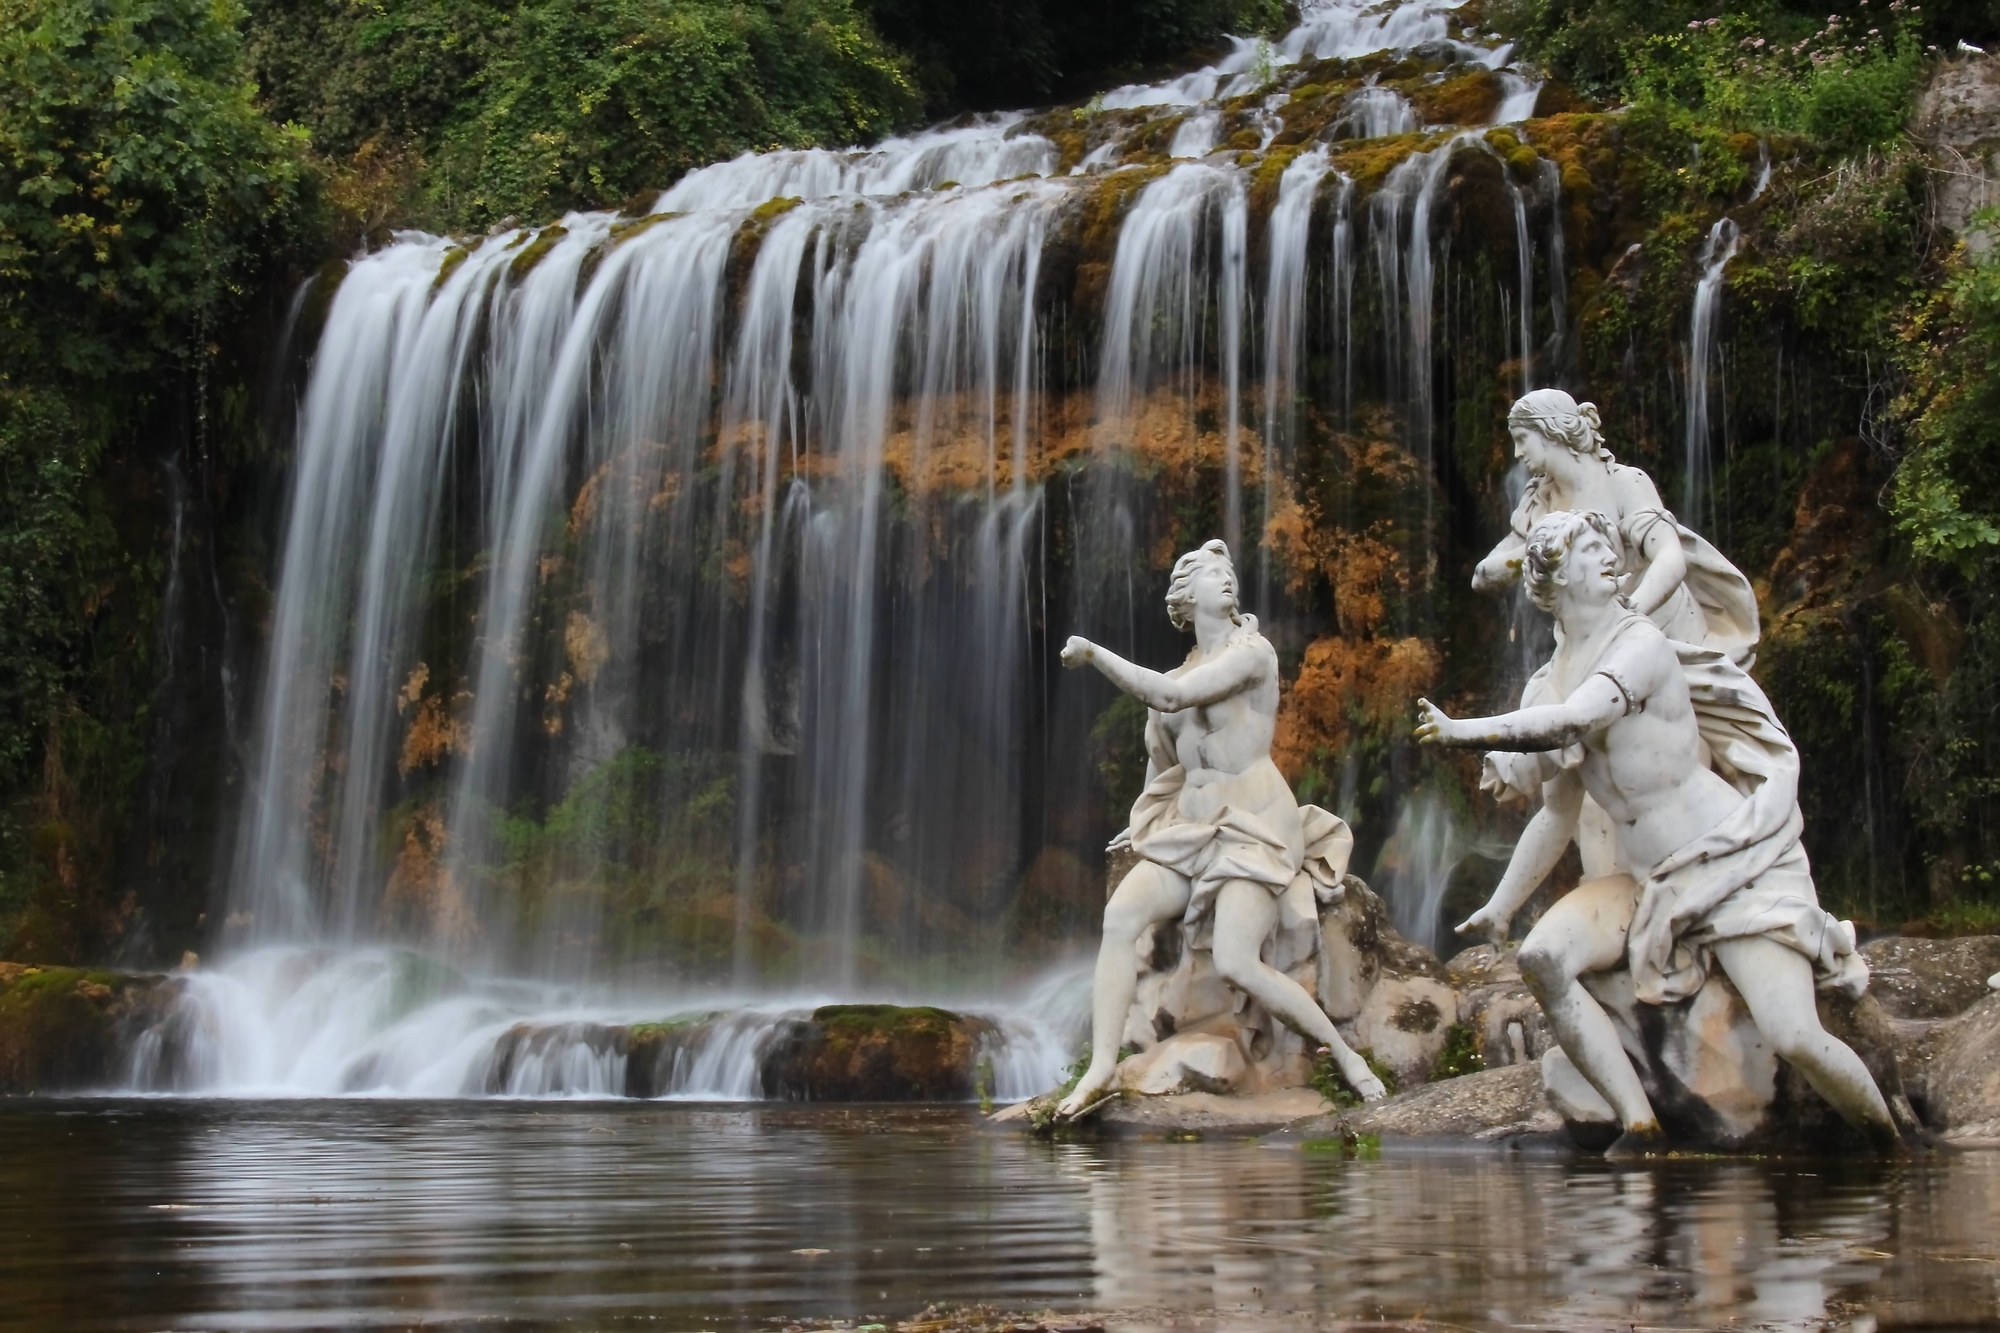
top-left (1685, 217), bottom-right (1741, 530)
top-left (170, 0), bottom-right (1570, 1099)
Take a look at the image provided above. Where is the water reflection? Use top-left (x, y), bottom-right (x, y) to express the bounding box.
top-left (0, 1102), bottom-right (1993, 1330)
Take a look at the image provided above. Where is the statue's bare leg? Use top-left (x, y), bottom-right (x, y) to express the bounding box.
top-left (1211, 878), bottom-right (1385, 1102)
top-left (1518, 878), bottom-right (1661, 1138)
top-left (1712, 935), bottom-right (1898, 1145)
top-left (1056, 860), bottom-right (1190, 1117)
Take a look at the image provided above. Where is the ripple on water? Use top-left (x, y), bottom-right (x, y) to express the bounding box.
top-left (0, 1101), bottom-right (1995, 1331)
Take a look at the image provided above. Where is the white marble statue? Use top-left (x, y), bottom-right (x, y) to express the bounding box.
top-left (1055, 540), bottom-right (1387, 1117)
top-left (1416, 510), bottom-right (1898, 1153)
top-left (1473, 389), bottom-right (1760, 663)
top-left (1471, 390), bottom-right (1765, 882)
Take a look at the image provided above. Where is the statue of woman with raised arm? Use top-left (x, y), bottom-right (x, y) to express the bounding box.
top-left (1418, 511), bottom-right (1895, 1155)
top-left (1465, 389), bottom-right (1765, 905)
top-left (1054, 540), bottom-right (1385, 1118)
top-left (1473, 389), bottom-right (1760, 664)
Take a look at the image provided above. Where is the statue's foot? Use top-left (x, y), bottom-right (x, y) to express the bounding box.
top-left (1055, 1066), bottom-right (1116, 1119)
top-left (1343, 1059), bottom-right (1387, 1104)
top-left (1603, 1123), bottom-right (1669, 1160)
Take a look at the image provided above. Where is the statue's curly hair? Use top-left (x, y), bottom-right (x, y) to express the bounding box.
top-left (1509, 388), bottom-right (1612, 463)
top-left (1165, 539), bottom-right (1242, 631)
top-left (1524, 510), bottom-right (1621, 614)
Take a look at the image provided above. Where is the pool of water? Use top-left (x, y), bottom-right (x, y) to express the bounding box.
top-left (1, 1100), bottom-right (1995, 1330)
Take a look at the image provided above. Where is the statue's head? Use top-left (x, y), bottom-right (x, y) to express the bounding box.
top-left (1508, 389), bottom-right (1611, 475)
top-left (1166, 539), bottom-right (1242, 631)
top-left (1524, 510), bottom-right (1623, 614)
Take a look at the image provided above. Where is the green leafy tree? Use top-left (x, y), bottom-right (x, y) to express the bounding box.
top-left (0, 0), bottom-right (309, 957)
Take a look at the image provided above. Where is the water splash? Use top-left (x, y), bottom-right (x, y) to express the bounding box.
top-left (126, 947), bottom-right (1074, 1101)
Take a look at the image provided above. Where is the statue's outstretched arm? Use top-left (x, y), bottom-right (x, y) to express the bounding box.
top-left (1416, 674), bottom-right (1628, 752)
top-left (1472, 531), bottom-right (1527, 593)
top-left (1460, 770), bottom-right (1583, 942)
top-left (1066, 639), bottom-right (1261, 713)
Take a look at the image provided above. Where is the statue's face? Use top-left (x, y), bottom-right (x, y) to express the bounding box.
top-left (1510, 423), bottom-right (1559, 477)
top-left (1189, 560), bottom-right (1237, 619)
top-left (1560, 528), bottom-right (1620, 609)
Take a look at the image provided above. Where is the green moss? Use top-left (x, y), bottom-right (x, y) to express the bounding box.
top-left (812, 1003), bottom-right (962, 1035)
top-left (431, 245), bottom-right (472, 293)
top-left (508, 225), bottom-right (571, 283)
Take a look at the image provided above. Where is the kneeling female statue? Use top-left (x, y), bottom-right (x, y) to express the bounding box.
top-left (1417, 511), bottom-right (1897, 1152)
top-left (1056, 540), bottom-right (1386, 1118)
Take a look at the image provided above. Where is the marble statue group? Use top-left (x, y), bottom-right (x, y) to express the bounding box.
top-left (1051, 387), bottom-right (1903, 1153)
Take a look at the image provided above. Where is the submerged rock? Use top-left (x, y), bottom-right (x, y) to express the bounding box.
top-left (758, 1005), bottom-right (997, 1102)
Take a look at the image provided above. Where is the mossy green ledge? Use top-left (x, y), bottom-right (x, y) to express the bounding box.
top-left (0, 964), bottom-right (177, 1094)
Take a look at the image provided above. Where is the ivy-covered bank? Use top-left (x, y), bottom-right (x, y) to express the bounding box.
top-left (6, 0), bottom-right (2000, 973)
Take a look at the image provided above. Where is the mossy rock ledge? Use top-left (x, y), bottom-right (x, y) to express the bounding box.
top-left (0, 964), bottom-right (178, 1094)
top-left (758, 1005), bottom-right (998, 1102)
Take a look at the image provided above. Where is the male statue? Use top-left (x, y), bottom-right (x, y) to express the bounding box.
top-left (1056, 539), bottom-right (1385, 1118)
top-left (1416, 511), bottom-right (1897, 1153)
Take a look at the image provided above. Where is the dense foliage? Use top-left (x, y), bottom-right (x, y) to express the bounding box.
top-left (244, 0), bottom-right (923, 228)
top-left (0, 0), bottom-right (310, 959)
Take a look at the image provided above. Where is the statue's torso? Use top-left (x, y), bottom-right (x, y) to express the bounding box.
top-left (1155, 632), bottom-right (1288, 825)
top-left (1553, 616), bottom-right (1745, 872)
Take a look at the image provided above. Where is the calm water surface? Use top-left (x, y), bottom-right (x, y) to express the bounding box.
top-left (1, 1100), bottom-right (1995, 1331)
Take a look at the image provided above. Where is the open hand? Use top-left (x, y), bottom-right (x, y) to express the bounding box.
top-left (1455, 905), bottom-right (1510, 947)
top-left (1060, 635), bottom-right (1096, 669)
top-left (1105, 827), bottom-right (1133, 853)
top-left (1414, 697), bottom-right (1459, 746)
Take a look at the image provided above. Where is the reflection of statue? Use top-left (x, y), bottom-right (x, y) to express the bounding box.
top-left (1056, 540), bottom-right (1385, 1117)
top-left (1417, 512), bottom-right (1897, 1153)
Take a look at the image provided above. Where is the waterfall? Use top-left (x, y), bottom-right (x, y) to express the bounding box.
top-left (1509, 177), bottom-right (1536, 395)
top-left (1336, 86), bottom-right (1415, 140)
top-left (1685, 217), bottom-right (1741, 528)
top-left (1375, 791), bottom-right (1464, 954)
top-left (1262, 148), bottom-right (1335, 597)
top-left (125, 945), bottom-right (1074, 1101)
top-left (201, 0), bottom-right (1563, 1097)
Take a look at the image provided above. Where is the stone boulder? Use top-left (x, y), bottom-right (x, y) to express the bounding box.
top-left (758, 1004), bottom-right (997, 1102)
top-left (1445, 943), bottom-right (1553, 1071)
top-left (1915, 55), bottom-right (2000, 244)
top-left (1903, 993), bottom-right (2000, 1144)
top-left (1273, 1061), bottom-right (1559, 1146)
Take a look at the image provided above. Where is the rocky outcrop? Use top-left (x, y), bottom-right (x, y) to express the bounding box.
top-left (1013, 934), bottom-right (2000, 1150)
top-left (1096, 867), bottom-right (1458, 1101)
top-left (1861, 934), bottom-right (2000, 1019)
top-left (1445, 943), bottom-right (1553, 1072)
top-left (1273, 1062), bottom-right (1559, 1146)
top-left (758, 1005), bottom-right (998, 1102)
top-left (1904, 994), bottom-right (2000, 1144)
top-left (1915, 55), bottom-right (2000, 245)
top-left (0, 964), bottom-right (178, 1093)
